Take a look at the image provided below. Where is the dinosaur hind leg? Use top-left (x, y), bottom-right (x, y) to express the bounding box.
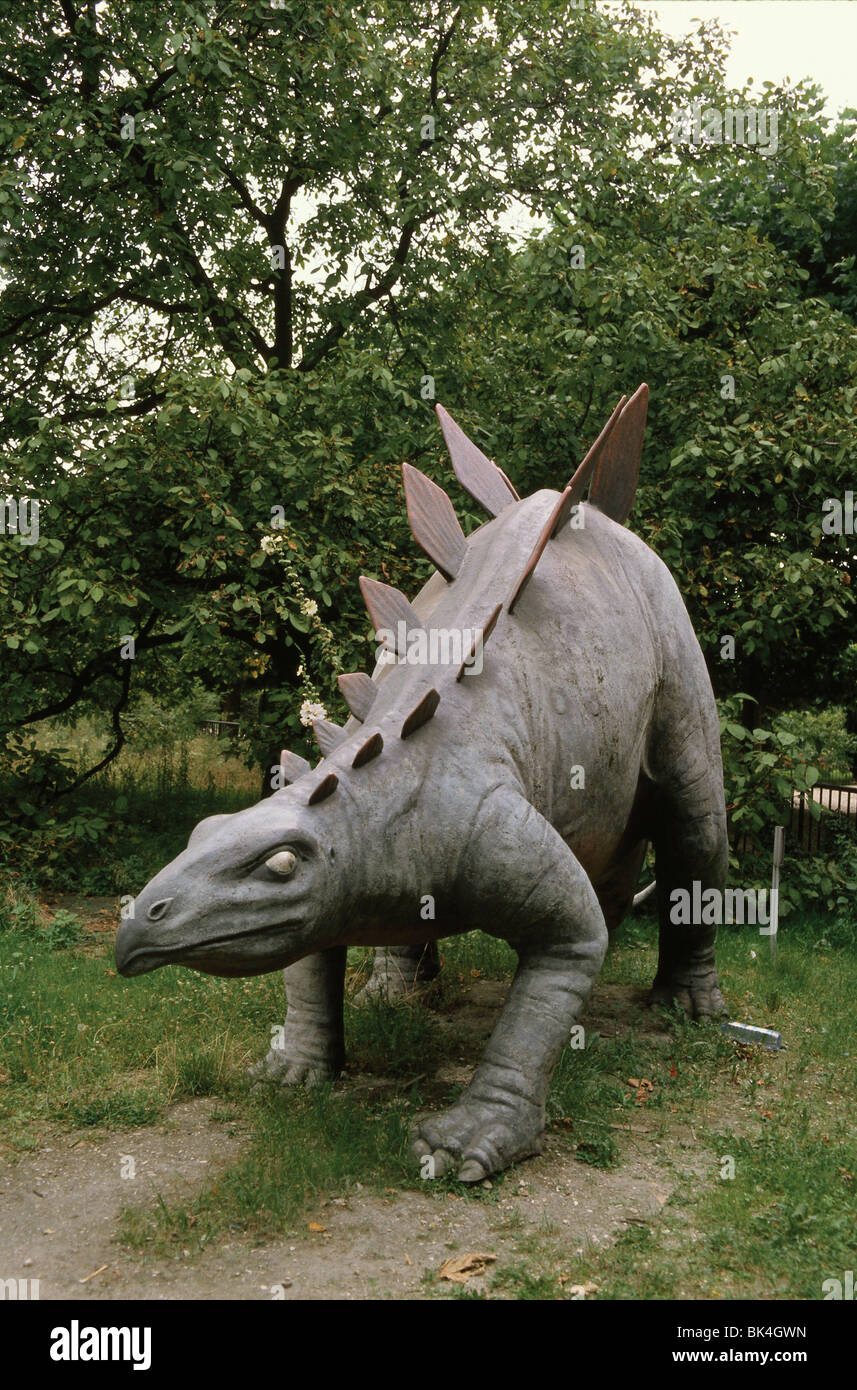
top-left (353, 943), bottom-right (440, 1003)
top-left (648, 749), bottom-right (729, 1019)
top-left (594, 839), bottom-right (648, 931)
top-left (248, 947), bottom-right (346, 1086)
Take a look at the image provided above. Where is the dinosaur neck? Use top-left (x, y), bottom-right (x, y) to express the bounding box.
top-left (310, 734), bottom-right (490, 938)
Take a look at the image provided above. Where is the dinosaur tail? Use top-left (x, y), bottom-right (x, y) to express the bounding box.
top-left (633, 880), bottom-right (657, 908)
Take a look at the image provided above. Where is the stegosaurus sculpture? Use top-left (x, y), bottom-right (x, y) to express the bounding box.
top-left (117, 386), bottom-right (728, 1182)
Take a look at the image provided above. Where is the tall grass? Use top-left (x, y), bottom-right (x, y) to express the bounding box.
top-left (2, 717), bottom-right (260, 893)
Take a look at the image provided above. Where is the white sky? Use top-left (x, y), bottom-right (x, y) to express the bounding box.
top-left (634, 1), bottom-right (857, 117)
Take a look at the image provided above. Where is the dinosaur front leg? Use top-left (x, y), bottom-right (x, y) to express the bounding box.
top-left (248, 946), bottom-right (346, 1086)
top-left (412, 794), bottom-right (608, 1182)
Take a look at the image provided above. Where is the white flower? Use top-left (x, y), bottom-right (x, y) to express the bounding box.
top-left (260, 533), bottom-right (285, 554)
top-left (301, 598), bottom-right (318, 617)
top-left (299, 700), bottom-right (326, 727)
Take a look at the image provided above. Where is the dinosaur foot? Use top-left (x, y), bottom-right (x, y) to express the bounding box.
top-left (411, 1097), bottom-right (543, 1183)
top-left (247, 1045), bottom-right (342, 1088)
top-left (352, 962), bottom-right (439, 1005)
top-left (648, 966), bottom-right (727, 1020)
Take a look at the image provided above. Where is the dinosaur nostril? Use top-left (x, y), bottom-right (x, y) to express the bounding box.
top-left (147, 898), bottom-right (173, 922)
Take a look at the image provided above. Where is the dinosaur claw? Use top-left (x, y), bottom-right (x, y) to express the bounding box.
top-left (649, 970), bottom-right (728, 1020)
top-left (458, 1159), bottom-right (488, 1184)
top-left (247, 1047), bottom-right (340, 1088)
top-left (432, 1148), bottom-right (457, 1178)
top-left (411, 1098), bottom-right (541, 1181)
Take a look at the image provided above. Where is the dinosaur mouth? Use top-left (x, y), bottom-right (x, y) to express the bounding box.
top-left (117, 921), bottom-right (300, 978)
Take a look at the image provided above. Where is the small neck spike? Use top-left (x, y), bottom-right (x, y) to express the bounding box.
top-left (401, 688), bottom-right (440, 739)
top-left (313, 718), bottom-right (348, 758)
top-left (352, 731), bottom-right (384, 767)
top-left (280, 749), bottom-right (311, 784)
top-left (359, 576), bottom-right (423, 657)
top-left (338, 672), bottom-right (377, 723)
top-left (308, 772), bottom-right (338, 805)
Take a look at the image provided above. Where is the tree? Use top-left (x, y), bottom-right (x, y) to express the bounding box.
top-left (705, 93), bottom-right (857, 321)
top-left (0, 0), bottom-right (736, 824)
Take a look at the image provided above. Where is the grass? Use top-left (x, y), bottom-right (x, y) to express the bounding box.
top-left (2, 887), bottom-right (855, 1299)
top-left (116, 1085), bottom-right (417, 1253)
top-left (1, 719), bottom-right (856, 1295)
top-left (563, 1101), bottom-right (857, 1301)
top-left (0, 877), bottom-right (282, 1150)
top-left (474, 911), bottom-right (857, 1301)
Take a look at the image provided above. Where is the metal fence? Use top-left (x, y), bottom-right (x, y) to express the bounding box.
top-left (791, 782), bottom-right (857, 854)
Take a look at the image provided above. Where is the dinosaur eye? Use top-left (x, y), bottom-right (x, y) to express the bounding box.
top-left (265, 850), bottom-right (297, 875)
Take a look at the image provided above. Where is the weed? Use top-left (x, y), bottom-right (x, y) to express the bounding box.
top-left (45, 910), bottom-right (84, 951)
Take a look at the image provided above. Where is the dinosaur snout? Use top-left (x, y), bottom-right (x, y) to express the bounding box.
top-left (115, 888), bottom-right (180, 976)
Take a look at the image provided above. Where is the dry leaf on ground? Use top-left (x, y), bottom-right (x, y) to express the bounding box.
top-left (565, 1281), bottom-right (600, 1299)
top-left (627, 1077), bottom-right (654, 1105)
top-left (438, 1252), bottom-right (497, 1284)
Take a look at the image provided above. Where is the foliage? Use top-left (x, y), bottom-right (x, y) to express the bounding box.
top-left (0, 728), bottom-right (259, 891)
top-left (707, 97), bottom-right (857, 320)
top-left (0, 875), bottom-right (40, 935)
top-left (44, 908), bottom-right (84, 950)
top-left (779, 826), bottom-right (857, 924)
top-left (0, 879), bottom-right (83, 948)
top-left (717, 693), bottom-right (823, 841)
top-left (773, 705), bottom-right (857, 784)
top-left (716, 696), bottom-right (857, 917)
top-left (419, 187), bottom-right (857, 720)
top-left (0, 0), bottom-right (746, 807)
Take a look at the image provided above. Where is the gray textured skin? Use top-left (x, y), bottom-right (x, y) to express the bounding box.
top-left (116, 495), bottom-right (727, 1182)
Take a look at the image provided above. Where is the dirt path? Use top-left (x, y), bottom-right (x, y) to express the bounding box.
top-left (1, 1099), bottom-right (680, 1300)
top-left (0, 977), bottom-right (733, 1300)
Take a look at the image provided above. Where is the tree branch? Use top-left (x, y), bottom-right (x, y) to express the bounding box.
top-left (296, 15), bottom-right (460, 373)
top-left (265, 175), bottom-right (302, 369)
top-left (299, 219), bottom-right (418, 372)
top-left (216, 159), bottom-right (268, 227)
top-left (56, 390), bottom-right (166, 423)
top-left (0, 65), bottom-right (44, 102)
top-left (51, 656), bottom-right (133, 801)
top-left (11, 625), bottom-right (180, 729)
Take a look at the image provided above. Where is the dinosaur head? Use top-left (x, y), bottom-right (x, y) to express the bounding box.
top-left (114, 791), bottom-right (346, 979)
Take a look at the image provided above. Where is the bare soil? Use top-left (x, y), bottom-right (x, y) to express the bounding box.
top-left (0, 977), bottom-right (743, 1301)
